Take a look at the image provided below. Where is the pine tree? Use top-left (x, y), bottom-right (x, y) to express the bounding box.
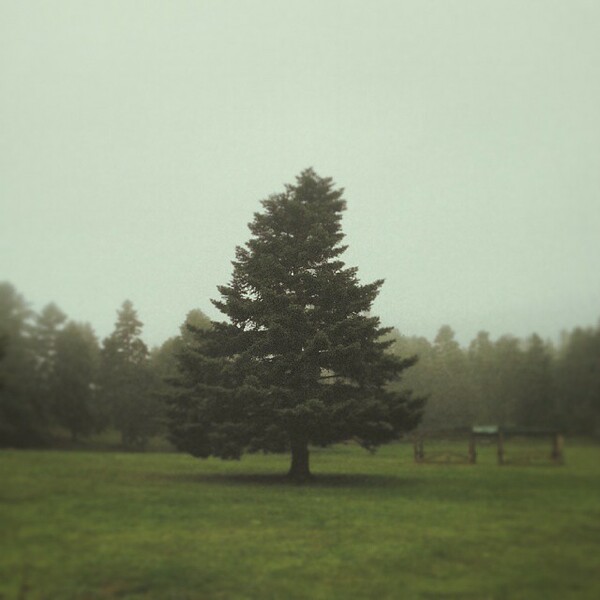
top-left (168, 169), bottom-right (423, 480)
top-left (100, 301), bottom-right (159, 448)
top-left (53, 322), bottom-right (100, 441)
top-left (555, 325), bottom-right (600, 434)
top-left (0, 283), bottom-right (42, 446)
top-left (513, 334), bottom-right (555, 427)
top-left (32, 303), bottom-right (66, 420)
top-left (424, 325), bottom-right (475, 429)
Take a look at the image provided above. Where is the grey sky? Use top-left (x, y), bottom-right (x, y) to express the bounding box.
top-left (1, 0), bottom-right (599, 347)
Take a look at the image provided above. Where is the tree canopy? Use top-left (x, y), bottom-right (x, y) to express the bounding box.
top-left (167, 169), bottom-right (423, 479)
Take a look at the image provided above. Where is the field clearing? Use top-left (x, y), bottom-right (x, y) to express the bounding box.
top-left (1, 441), bottom-right (599, 599)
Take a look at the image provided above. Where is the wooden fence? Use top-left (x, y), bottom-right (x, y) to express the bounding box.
top-left (412, 427), bottom-right (564, 465)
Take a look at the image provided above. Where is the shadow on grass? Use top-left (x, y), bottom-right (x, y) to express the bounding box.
top-left (155, 471), bottom-right (418, 489)
top-left (150, 463), bottom-right (576, 501)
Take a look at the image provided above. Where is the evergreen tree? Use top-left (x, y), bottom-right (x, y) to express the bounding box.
top-left (492, 335), bottom-right (526, 425)
top-left (32, 302), bottom-right (66, 420)
top-left (0, 283), bottom-right (42, 446)
top-left (467, 330), bottom-right (498, 424)
top-left (168, 169), bottom-right (422, 480)
top-left (387, 331), bottom-right (433, 423)
top-left (555, 325), bottom-right (600, 434)
top-left (100, 301), bottom-right (159, 448)
top-left (423, 325), bottom-right (474, 429)
top-left (151, 309), bottom-right (212, 384)
top-left (53, 322), bottom-right (100, 441)
top-left (514, 334), bottom-right (555, 427)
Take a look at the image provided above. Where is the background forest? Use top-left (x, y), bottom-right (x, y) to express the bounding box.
top-left (1, 280), bottom-right (598, 449)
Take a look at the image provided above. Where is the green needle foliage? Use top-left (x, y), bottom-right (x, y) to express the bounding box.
top-left (167, 169), bottom-right (423, 479)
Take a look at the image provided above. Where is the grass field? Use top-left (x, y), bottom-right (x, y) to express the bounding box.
top-left (1, 440), bottom-right (599, 599)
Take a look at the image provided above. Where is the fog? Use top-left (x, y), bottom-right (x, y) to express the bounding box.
top-left (2, 0), bottom-right (599, 346)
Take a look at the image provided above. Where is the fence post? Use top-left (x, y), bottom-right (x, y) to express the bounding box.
top-left (413, 434), bottom-right (424, 463)
top-left (551, 433), bottom-right (564, 464)
top-left (497, 431), bottom-right (504, 465)
top-left (468, 434), bottom-right (477, 464)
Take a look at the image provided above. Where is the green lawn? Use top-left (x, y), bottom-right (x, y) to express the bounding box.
top-left (1, 441), bottom-right (599, 599)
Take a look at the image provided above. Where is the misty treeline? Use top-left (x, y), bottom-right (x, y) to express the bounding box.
top-left (0, 281), bottom-right (209, 449)
top-left (389, 324), bottom-right (600, 435)
top-left (1, 280), bottom-right (599, 448)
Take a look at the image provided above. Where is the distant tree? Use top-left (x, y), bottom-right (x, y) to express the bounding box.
top-left (167, 169), bottom-right (422, 480)
top-left (0, 283), bottom-right (42, 446)
top-left (53, 322), bottom-right (100, 441)
top-left (151, 309), bottom-right (212, 383)
top-left (0, 333), bottom-right (6, 380)
top-left (32, 303), bottom-right (66, 419)
top-left (387, 331), bottom-right (433, 415)
top-left (181, 309), bottom-right (212, 340)
top-left (416, 325), bottom-right (474, 429)
top-left (151, 310), bottom-right (213, 448)
top-left (555, 325), bottom-right (600, 434)
top-left (150, 337), bottom-right (180, 384)
top-left (468, 330), bottom-right (497, 424)
top-left (513, 334), bottom-right (555, 427)
top-left (491, 335), bottom-right (526, 425)
top-left (100, 301), bottom-right (159, 449)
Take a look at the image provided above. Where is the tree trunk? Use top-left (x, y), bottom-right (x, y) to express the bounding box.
top-left (288, 439), bottom-right (311, 482)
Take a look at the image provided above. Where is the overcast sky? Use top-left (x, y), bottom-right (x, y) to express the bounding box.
top-left (1, 0), bottom-right (599, 348)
